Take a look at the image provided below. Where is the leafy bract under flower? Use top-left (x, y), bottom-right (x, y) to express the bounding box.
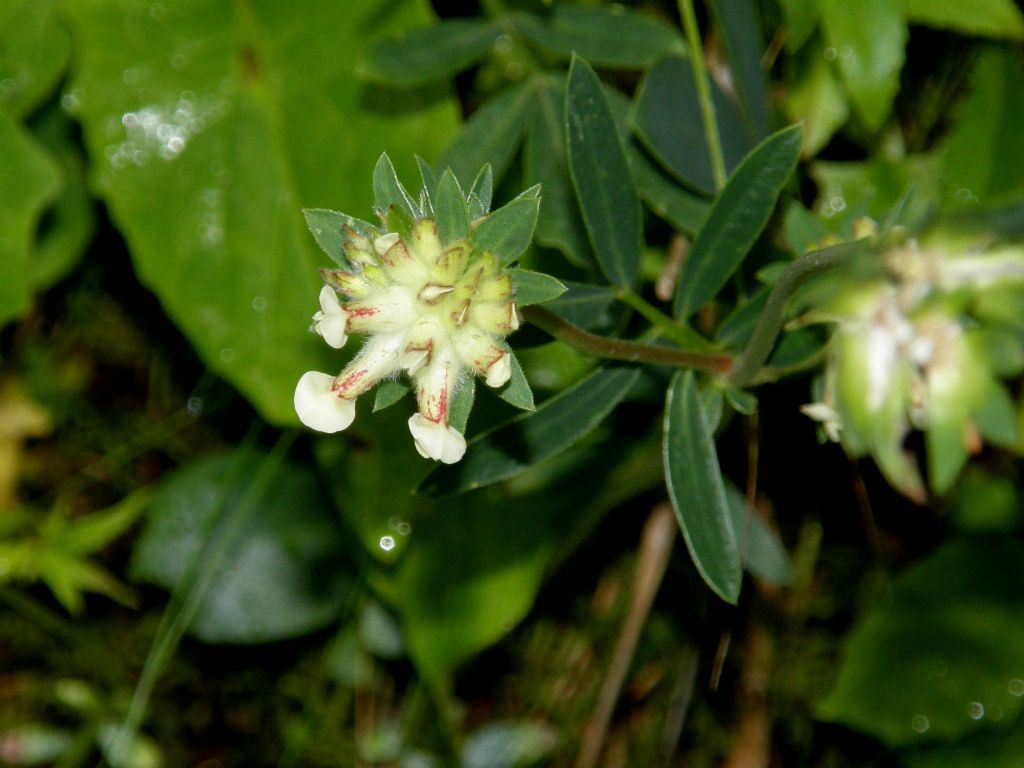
top-left (294, 157), bottom-right (533, 463)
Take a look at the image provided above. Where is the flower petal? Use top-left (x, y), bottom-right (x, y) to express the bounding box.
top-left (316, 313), bottom-right (349, 349)
top-left (408, 413), bottom-right (466, 464)
top-left (294, 371), bottom-right (356, 433)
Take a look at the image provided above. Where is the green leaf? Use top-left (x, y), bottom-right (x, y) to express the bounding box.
top-left (303, 208), bottom-right (377, 269)
top-left (472, 197), bottom-right (540, 266)
top-left (64, 0), bottom-right (458, 424)
top-left (942, 47), bottom-right (1024, 206)
top-left (674, 124), bottom-right (803, 318)
top-left (786, 41), bottom-right (850, 157)
top-left (359, 18), bottom-right (500, 86)
top-left (819, 0), bottom-right (907, 131)
top-left (0, 0), bottom-right (71, 119)
top-left (663, 371), bottom-right (742, 604)
top-left (565, 56), bottom-right (642, 288)
top-left (131, 451), bottom-right (353, 644)
top-left (0, 110), bottom-right (60, 327)
top-left (421, 367), bottom-right (640, 496)
top-left (61, 491), bottom-right (150, 555)
top-left (544, 281), bottom-right (617, 330)
top-left (497, 353), bottom-right (535, 411)
top-left (723, 483), bottom-right (791, 585)
top-left (510, 268), bottom-right (566, 306)
top-left (438, 82), bottom-right (531, 188)
top-left (373, 380), bottom-right (409, 412)
top-left (524, 75), bottom-right (593, 268)
top-left (708, 0), bottom-right (770, 139)
top-left (631, 55), bottom-right (753, 195)
top-left (627, 143), bottom-right (710, 235)
top-left (462, 721), bottom-right (558, 768)
top-left (467, 163), bottom-right (493, 219)
top-left (905, 0), bottom-right (1024, 40)
top-left (777, 0), bottom-right (821, 51)
top-left (512, 6), bottom-right (685, 70)
top-left (819, 540), bottom-right (1024, 746)
top-left (434, 168), bottom-right (469, 244)
top-left (415, 154), bottom-right (437, 204)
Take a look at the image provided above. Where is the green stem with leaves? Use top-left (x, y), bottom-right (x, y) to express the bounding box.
top-left (727, 240), bottom-right (869, 388)
top-left (678, 0), bottom-right (727, 191)
top-left (521, 305), bottom-right (733, 374)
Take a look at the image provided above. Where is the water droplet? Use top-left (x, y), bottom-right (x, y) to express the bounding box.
top-left (379, 536), bottom-right (395, 552)
top-left (251, 296), bottom-right (267, 312)
top-left (824, 46), bottom-right (838, 61)
top-left (1009, 679), bottom-right (1024, 696)
top-left (219, 347), bottom-right (236, 363)
top-left (830, 196), bottom-right (846, 213)
top-left (171, 51), bottom-right (188, 70)
top-left (840, 45), bottom-right (853, 59)
top-left (149, 2), bottom-right (167, 21)
top-left (123, 67), bottom-right (143, 85)
top-left (396, 521), bottom-right (411, 536)
top-left (911, 715), bottom-right (930, 733)
top-left (61, 88), bottom-right (83, 113)
top-left (967, 702), bottom-right (985, 720)
top-left (494, 34), bottom-right (513, 55)
top-left (505, 61), bottom-right (525, 80)
top-left (186, 396), bottom-right (204, 417)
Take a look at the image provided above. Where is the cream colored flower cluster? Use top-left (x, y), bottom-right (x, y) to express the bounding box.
top-left (294, 218), bottom-right (517, 464)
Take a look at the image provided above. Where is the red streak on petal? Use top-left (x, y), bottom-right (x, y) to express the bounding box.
top-left (334, 368), bottom-right (367, 395)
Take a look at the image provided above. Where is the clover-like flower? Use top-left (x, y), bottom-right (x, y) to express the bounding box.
top-left (294, 156), bottom-right (536, 464)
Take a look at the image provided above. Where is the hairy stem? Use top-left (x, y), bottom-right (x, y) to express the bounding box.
top-left (728, 240), bottom-right (868, 389)
top-left (679, 0), bottom-right (727, 191)
top-left (521, 305), bottom-right (733, 374)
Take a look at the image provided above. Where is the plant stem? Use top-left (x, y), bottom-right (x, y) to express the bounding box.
top-left (521, 305), bottom-right (733, 374)
top-left (727, 240), bottom-right (868, 389)
top-left (679, 0), bottom-right (727, 191)
top-left (616, 288), bottom-right (713, 351)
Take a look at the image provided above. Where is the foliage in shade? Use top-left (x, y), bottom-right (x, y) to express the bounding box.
top-left (359, 18), bottom-right (500, 86)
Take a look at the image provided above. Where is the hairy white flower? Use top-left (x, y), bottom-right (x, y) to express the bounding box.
top-left (294, 371), bottom-right (356, 433)
top-left (408, 413), bottom-right (467, 464)
top-left (312, 285), bottom-right (349, 349)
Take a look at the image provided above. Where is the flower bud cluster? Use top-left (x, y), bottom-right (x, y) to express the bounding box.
top-left (294, 215), bottom-right (517, 464)
top-left (803, 233), bottom-right (1024, 498)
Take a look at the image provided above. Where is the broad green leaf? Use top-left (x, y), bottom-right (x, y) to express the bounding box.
top-left (631, 55), bottom-right (753, 195)
top-left (819, 540), bottom-right (1024, 746)
top-left (627, 143), bottom-right (710, 235)
top-left (674, 125), bottom-right (803, 318)
top-left (905, 0), bottom-right (1024, 40)
top-left (510, 268), bottom-right (566, 306)
top-left (0, 110), bottom-right (60, 326)
top-left (65, 0), bottom-right (457, 424)
top-left (132, 451), bottom-right (353, 644)
top-left (497, 353), bottom-right (535, 411)
top-left (663, 371), bottom-right (742, 603)
top-left (786, 41), bottom-right (850, 157)
top-left (819, 0), bottom-right (907, 131)
top-left (565, 56), bottom-right (642, 288)
top-left (942, 48), bottom-right (1024, 206)
top-left (420, 366), bottom-right (640, 496)
top-left (708, 0), bottom-right (770, 139)
top-left (438, 82), bottom-right (531, 188)
top-left (302, 208), bottom-right (378, 268)
top-left (524, 75), bottom-right (593, 268)
top-left (0, 0), bottom-right (71, 118)
top-left (374, 152), bottom-right (420, 220)
top-left (29, 103), bottom-right (96, 290)
top-left (467, 163), bottom-right (493, 219)
top-left (434, 168), bottom-right (469, 244)
top-left (544, 281), bottom-right (617, 330)
top-left (472, 197), bottom-right (540, 266)
top-left (373, 380), bottom-right (409, 412)
top-left (512, 6), bottom-right (685, 70)
top-left (359, 18), bottom-right (500, 85)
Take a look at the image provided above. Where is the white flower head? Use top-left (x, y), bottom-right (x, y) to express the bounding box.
top-left (296, 207), bottom-right (519, 463)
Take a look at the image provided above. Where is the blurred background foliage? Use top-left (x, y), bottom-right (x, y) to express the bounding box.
top-left (1, 0), bottom-right (1024, 766)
